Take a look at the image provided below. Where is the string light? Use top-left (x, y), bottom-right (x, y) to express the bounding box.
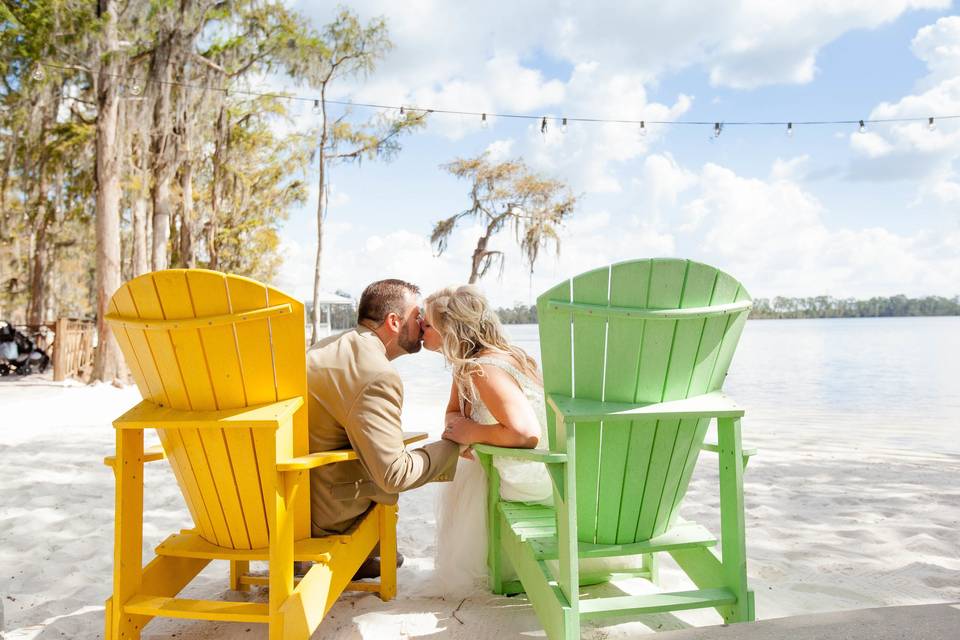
top-left (312, 99), bottom-right (321, 115)
top-left (561, 117), bottom-right (568, 134)
top-left (128, 82), bottom-right (142, 96)
top-left (481, 112), bottom-right (488, 128)
top-left (928, 116), bottom-right (936, 131)
top-left (25, 63), bottom-right (960, 136)
top-left (786, 122), bottom-right (793, 137)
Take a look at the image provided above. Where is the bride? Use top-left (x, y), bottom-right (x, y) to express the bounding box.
top-left (422, 285), bottom-right (554, 595)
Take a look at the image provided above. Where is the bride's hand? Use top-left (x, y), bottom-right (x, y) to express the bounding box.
top-left (443, 414), bottom-right (476, 445)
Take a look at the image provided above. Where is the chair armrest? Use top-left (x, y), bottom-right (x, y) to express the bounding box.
top-left (113, 397), bottom-right (304, 430)
top-left (276, 431), bottom-right (429, 472)
top-left (547, 391), bottom-right (744, 423)
top-left (472, 443), bottom-right (567, 464)
top-left (103, 444), bottom-right (166, 468)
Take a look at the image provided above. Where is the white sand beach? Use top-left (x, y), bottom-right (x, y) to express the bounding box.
top-left (2, 319), bottom-right (959, 638)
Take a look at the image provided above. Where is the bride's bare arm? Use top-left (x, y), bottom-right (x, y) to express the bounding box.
top-left (442, 364), bottom-right (540, 448)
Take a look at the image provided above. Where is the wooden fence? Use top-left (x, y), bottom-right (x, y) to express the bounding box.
top-left (52, 318), bottom-right (96, 381)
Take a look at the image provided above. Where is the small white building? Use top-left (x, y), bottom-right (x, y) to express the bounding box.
top-left (310, 290), bottom-right (355, 339)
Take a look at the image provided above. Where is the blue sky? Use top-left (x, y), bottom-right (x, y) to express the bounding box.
top-left (272, 1), bottom-right (960, 306)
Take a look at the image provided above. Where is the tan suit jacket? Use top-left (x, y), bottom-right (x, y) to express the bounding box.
top-left (307, 326), bottom-right (459, 535)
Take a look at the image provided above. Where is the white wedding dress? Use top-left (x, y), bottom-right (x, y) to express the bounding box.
top-left (433, 357), bottom-right (553, 596)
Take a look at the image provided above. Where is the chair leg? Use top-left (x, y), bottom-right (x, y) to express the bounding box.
top-left (378, 504), bottom-right (398, 601)
top-left (109, 429), bottom-right (146, 640)
top-left (230, 560), bottom-right (250, 592)
top-left (717, 417), bottom-right (751, 623)
top-left (268, 471), bottom-right (295, 640)
top-left (644, 552), bottom-right (660, 585)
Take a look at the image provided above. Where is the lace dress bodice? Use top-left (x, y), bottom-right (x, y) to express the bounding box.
top-left (462, 356), bottom-right (553, 504)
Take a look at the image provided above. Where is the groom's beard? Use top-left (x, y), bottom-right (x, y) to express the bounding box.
top-left (397, 324), bottom-right (423, 354)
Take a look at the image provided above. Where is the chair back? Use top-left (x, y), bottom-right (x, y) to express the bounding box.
top-left (537, 259), bottom-right (751, 545)
top-left (106, 269), bottom-right (308, 549)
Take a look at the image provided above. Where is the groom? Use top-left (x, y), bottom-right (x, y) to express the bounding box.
top-left (306, 279), bottom-right (460, 546)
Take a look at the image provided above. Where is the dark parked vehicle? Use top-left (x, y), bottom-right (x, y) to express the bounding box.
top-left (0, 321), bottom-right (50, 375)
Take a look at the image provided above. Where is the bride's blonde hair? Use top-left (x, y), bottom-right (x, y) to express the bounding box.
top-left (425, 285), bottom-right (541, 402)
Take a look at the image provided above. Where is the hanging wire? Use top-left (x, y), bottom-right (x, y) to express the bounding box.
top-left (34, 61), bottom-right (959, 131)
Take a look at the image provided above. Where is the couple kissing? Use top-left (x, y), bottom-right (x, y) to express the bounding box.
top-left (306, 279), bottom-right (551, 594)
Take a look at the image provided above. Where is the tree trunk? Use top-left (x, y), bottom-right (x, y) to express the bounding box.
top-left (148, 30), bottom-right (175, 271)
top-left (151, 177), bottom-right (171, 270)
top-left (178, 131), bottom-right (195, 267)
top-left (27, 209), bottom-right (50, 325)
top-left (131, 130), bottom-right (150, 276)
top-left (310, 96), bottom-right (329, 344)
top-left (468, 231), bottom-right (493, 284)
top-left (93, 0), bottom-right (124, 382)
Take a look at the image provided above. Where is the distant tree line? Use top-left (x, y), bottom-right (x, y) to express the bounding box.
top-left (494, 294), bottom-right (960, 324)
top-left (750, 295), bottom-right (960, 318)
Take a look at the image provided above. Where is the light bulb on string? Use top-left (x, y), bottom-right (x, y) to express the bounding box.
top-left (714, 122), bottom-right (722, 138)
top-left (400, 106), bottom-right (405, 115)
top-left (639, 120), bottom-right (647, 137)
top-left (481, 113), bottom-right (488, 129)
top-left (312, 99), bottom-right (321, 115)
top-left (128, 82), bottom-right (142, 97)
top-left (928, 117), bottom-right (936, 131)
top-left (786, 122), bottom-right (793, 137)
top-left (31, 63), bottom-right (45, 81)
top-left (561, 117), bottom-right (568, 134)
top-left (541, 116), bottom-right (548, 136)
top-left (858, 120), bottom-right (866, 134)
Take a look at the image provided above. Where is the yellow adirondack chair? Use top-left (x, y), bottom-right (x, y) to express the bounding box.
top-left (102, 269), bottom-right (423, 639)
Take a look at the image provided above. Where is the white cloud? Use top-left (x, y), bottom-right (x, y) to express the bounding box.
top-left (666, 161), bottom-right (960, 298)
top-left (770, 155), bottom-right (812, 181)
top-left (847, 16), bottom-right (960, 207)
top-left (484, 138), bottom-right (515, 162)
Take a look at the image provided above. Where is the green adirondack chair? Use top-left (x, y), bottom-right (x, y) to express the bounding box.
top-left (474, 258), bottom-right (756, 639)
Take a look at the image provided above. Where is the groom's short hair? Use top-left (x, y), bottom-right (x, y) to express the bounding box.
top-left (357, 279), bottom-right (420, 325)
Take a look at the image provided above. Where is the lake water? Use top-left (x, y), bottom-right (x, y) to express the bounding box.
top-left (396, 317), bottom-right (960, 454)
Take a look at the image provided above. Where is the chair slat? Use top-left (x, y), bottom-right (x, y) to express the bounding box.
top-left (571, 267), bottom-right (610, 543)
top-left (264, 287), bottom-right (308, 538)
top-left (652, 417), bottom-right (702, 535)
top-left (186, 271), bottom-right (247, 409)
top-left (127, 276), bottom-right (191, 409)
top-left (223, 429), bottom-right (270, 548)
top-left (108, 289), bottom-right (152, 401)
top-left (615, 423), bottom-right (657, 544)
top-left (537, 281), bottom-right (573, 452)
top-left (156, 428), bottom-right (217, 542)
top-left (663, 262), bottom-right (715, 402)
top-left (198, 428), bottom-right (252, 549)
top-left (111, 284), bottom-right (168, 405)
top-left (179, 427), bottom-right (234, 547)
top-left (597, 260), bottom-right (651, 544)
top-left (633, 260), bottom-right (685, 403)
top-left (152, 271), bottom-right (217, 411)
top-left (227, 279), bottom-right (277, 406)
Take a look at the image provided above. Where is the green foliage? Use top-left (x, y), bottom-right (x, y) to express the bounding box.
top-left (495, 303), bottom-right (538, 324)
top-left (0, 0), bottom-right (340, 321)
top-left (497, 296), bottom-right (960, 325)
top-left (433, 153), bottom-right (578, 283)
top-left (751, 295), bottom-right (960, 318)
